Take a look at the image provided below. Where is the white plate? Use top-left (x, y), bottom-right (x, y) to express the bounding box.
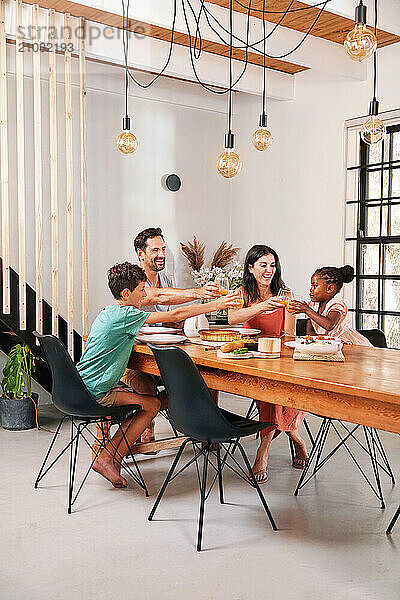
top-left (295, 337), bottom-right (342, 355)
top-left (217, 350), bottom-right (253, 359)
top-left (136, 334), bottom-right (187, 345)
top-left (139, 326), bottom-right (182, 335)
top-left (284, 341), bottom-right (296, 348)
top-left (232, 328), bottom-right (261, 336)
top-left (188, 337), bottom-right (225, 347)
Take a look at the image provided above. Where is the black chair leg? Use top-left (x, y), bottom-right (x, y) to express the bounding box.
top-left (34, 416), bottom-right (66, 488)
top-left (117, 421), bottom-right (149, 496)
top-left (148, 438), bottom-right (191, 521)
top-left (364, 426), bottom-right (385, 509)
top-left (294, 418), bottom-right (327, 495)
top-left (387, 505), bottom-right (400, 534)
top-left (289, 438), bottom-right (295, 462)
top-left (372, 429), bottom-right (395, 484)
top-left (216, 443), bottom-right (224, 504)
top-left (236, 441), bottom-right (277, 531)
top-left (197, 446), bottom-right (210, 551)
top-left (313, 419), bottom-right (330, 475)
top-left (303, 417), bottom-right (315, 446)
top-left (68, 419), bottom-right (81, 514)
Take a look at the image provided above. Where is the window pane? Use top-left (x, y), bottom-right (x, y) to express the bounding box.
top-left (360, 279), bottom-right (378, 310)
top-left (384, 244), bottom-right (400, 275)
top-left (368, 142), bottom-right (382, 165)
top-left (390, 204), bottom-right (400, 236)
top-left (383, 315), bottom-right (400, 349)
top-left (393, 131), bottom-right (400, 162)
top-left (392, 168), bottom-right (400, 198)
top-left (384, 280), bottom-right (400, 312)
top-left (366, 206), bottom-right (380, 237)
top-left (381, 205), bottom-right (388, 237)
top-left (383, 134), bottom-right (390, 163)
top-left (361, 244), bottom-right (380, 275)
top-left (367, 171), bottom-right (381, 199)
top-left (361, 313), bottom-right (378, 330)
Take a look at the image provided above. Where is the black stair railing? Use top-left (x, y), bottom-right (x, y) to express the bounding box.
top-left (0, 258), bottom-right (83, 393)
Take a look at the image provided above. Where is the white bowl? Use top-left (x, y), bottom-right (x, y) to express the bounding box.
top-left (294, 340), bottom-right (342, 355)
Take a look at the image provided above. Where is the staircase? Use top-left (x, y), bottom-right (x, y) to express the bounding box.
top-left (0, 259), bottom-right (83, 392)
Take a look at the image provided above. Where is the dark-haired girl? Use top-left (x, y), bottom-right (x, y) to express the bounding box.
top-left (290, 265), bottom-right (372, 345)
top-left (229, 245), bottom-right (308, 483)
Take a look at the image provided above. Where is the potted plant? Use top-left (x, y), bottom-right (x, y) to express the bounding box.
top-left (1, 344), bottom-right (38, 430)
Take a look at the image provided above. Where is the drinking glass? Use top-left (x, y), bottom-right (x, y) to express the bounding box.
top-left (215, 275), bottom-right (229, 296)
top-left (234, 289), bottom-right (244, 308)
top-left (276, 287), bottom-right (294, 309)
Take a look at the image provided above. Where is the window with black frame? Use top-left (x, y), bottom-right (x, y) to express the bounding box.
top-left (346, 124), bottom-right (400, 349)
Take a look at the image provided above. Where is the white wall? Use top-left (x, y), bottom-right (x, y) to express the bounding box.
top-left (230, 43), bottom-right (400, 300)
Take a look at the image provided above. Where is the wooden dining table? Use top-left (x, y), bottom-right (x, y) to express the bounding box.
top-left (127, 338), bottom-right (400, 453)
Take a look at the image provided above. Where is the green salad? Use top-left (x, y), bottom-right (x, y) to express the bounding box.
top-left (231, 347), bottom-right (249, 354)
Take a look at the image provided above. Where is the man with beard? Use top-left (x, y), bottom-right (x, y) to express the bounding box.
top-left (134, 227), bottom-right (218, 311)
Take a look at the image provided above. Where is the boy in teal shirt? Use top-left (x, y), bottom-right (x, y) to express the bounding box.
top-left (77, 262), bottom-right (238, 488)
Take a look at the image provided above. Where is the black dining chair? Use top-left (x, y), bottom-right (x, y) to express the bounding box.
top-left (147, 344), bottom-right (278, 551)
top-left (294, 329), bottom-right (395, 508)
top-left (387, 505), bottom-right (400, 534)
top-left (33, 333), bottom-right (149, 513)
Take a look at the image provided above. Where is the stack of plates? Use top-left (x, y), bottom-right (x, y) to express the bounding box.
top-left (137, 326), bottom-right (186, 345)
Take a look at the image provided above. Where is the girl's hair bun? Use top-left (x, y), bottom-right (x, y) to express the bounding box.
top-left (341, 265), bottom-right (355, 284)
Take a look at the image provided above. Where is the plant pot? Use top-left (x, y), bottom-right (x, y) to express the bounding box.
top-left (0, 393), bottom-right (38, 430)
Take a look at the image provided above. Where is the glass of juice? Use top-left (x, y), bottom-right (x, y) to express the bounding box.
top-left (215, 275), bottom-right (229, 296)
top-left (234, 289), bottom-right (244, 308)
top-left (276, 287), bottom-right (293, 308)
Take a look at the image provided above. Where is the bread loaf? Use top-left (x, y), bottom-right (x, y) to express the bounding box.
top-left (220, 340), bottom-right (245, 353)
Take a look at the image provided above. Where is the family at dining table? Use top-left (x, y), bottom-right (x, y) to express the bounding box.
top-left (76, 227), bottom-right (371, 488)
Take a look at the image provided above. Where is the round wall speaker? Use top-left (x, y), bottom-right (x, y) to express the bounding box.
top-left (162, 174), bottom-right (181, 192)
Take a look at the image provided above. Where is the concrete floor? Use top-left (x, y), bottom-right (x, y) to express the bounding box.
top-left (1, 394), bottom-right (399, 600)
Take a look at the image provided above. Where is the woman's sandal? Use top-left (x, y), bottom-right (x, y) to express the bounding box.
top-left (249, 468), bottom-right (269, 485)
top-left (292, 456), bottom-right (308, 469)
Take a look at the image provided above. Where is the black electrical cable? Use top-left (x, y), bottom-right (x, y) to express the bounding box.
top-left (232, 0), bottom-right (332, 14)
top-left (262, 0), bottom-right (266, 115)
top-left (372, 0), bottom-right (377, 101)
top-left (200, 0), bottom-right (297, 50)
top-left (228, 0), bottom-right (233, 132)
top-left (123, 0), bottom-right (179, 89)
top-left (181, 0), bottom-right (252, 94)
top-left (197, 0), bottom-right (330, 58)
top-left (122, 0), bottom-right (331, 94)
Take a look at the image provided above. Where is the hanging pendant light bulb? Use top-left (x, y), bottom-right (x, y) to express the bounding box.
top-left (217, 133), bottom-right (242, 178)
top-left (360, 0), bottom-right (385, 145)
top-left (217, 0), bottom-right (242, 178)
top-left (344, 1), bottom-right (377, 62)
top-left (252, 0), bottom-right (273, 151)
top-left (252, 113), bottom-right (273, 151)
top-left (361, 99), bottom-right (385, 145)
top-left (117, 116), bottom-right (138, 154)
top-left (117, 0), bottom-right (137, 155)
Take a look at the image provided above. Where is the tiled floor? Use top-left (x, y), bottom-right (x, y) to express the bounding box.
top-left (1, 395), bottom-right (399, 600)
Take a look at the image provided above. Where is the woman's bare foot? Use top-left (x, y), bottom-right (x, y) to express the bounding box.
top-left (292, 438), bottom-right (308, 462)
top-left (92, 453), bottom-right (128, 488)
top-left (288, 434), bottom-right (308, 468)
top-left (251, 451), bottom-right (269, 483)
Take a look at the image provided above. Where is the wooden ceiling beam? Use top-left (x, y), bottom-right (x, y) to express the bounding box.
top-left (21, 0), bottom-right (308, 74)
top-left (207, 0), bottom-right (400, 48)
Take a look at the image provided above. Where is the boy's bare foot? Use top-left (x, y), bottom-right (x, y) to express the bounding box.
top-left (92, 454), bottom-right (128, 488)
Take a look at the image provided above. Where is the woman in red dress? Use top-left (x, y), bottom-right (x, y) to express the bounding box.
top-left (229, 244), bottom-right (308, 483)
